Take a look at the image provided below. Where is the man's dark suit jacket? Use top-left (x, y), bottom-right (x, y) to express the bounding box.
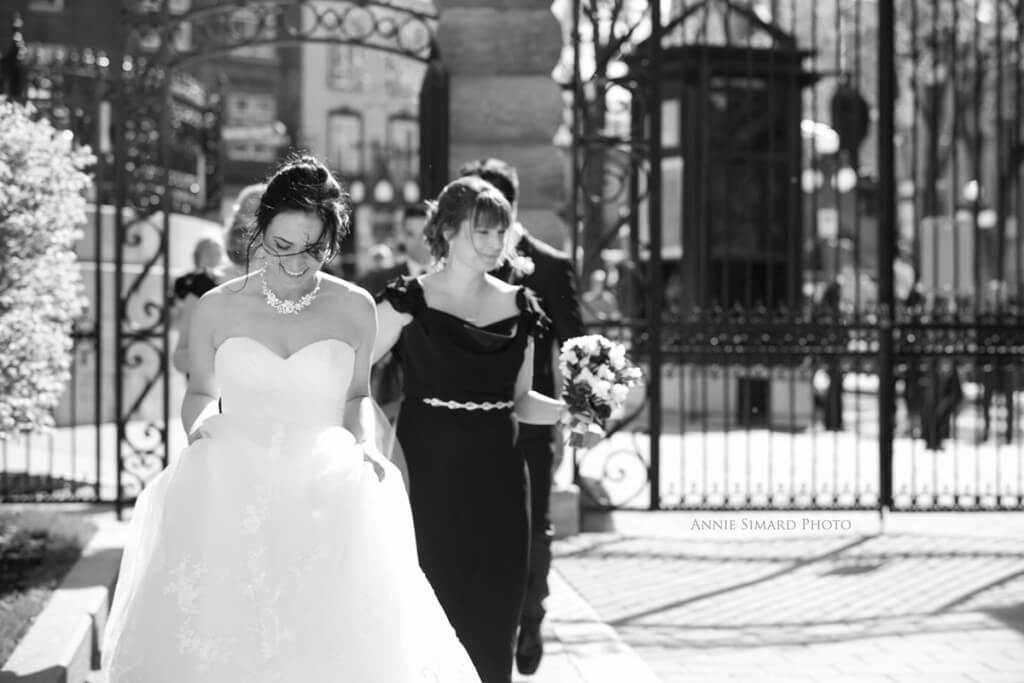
top-left (495, 230), bottom-right (585, 440)
top-left (359, 262), bottom-right (412, 300)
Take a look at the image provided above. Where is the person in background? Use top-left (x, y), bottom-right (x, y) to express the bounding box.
top-left (979, 280), bottom-right (1015, 444)
top-left (358, 205), bottom-right (431, 421)
top-left (581, 267), bottom-right (621, 326)
top-left (358, 205), bottom-right (431, 295)
top-left (170, 236), bottom-right (225, 377)
top-left (222, 183), bottom-right (266, 280)
top-left (368, 243), bottom-right (395, 273)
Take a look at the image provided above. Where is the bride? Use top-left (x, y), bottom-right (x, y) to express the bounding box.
top-left (102, 155), bottom-right (480, 682)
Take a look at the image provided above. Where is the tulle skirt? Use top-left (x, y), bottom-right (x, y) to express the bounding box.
top-left (102, 414), bottom-right (480, 682)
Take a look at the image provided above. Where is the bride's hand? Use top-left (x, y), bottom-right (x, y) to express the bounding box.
top-left (362, 444), bottom-right (387, 483)
top-left (187, 425), bottom-right (207, 445)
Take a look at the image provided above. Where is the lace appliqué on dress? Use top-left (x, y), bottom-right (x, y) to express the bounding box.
top-left (165, 556), bottom-right (235, 671)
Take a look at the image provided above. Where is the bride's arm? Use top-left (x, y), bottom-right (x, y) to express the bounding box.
top-left (514, 338), bottom-right (566, 425)
top-left (372, 300), bottom-right (410, 364)
top-left (343, 289), bottom-right (379, 447)
top-left (181, 293), bottom-right (221, 443)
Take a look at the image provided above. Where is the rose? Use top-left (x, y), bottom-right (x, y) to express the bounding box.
top-left (559, 334), bottom-right (643, 450)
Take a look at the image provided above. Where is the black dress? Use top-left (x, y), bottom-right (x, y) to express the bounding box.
top-left (172, 270), bottom-right (219, 300)
top-left (380, 276), bottom-right (548, 683)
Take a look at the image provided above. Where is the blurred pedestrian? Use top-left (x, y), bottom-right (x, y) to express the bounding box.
top-left (222, 183), bottom-right (265, 280)
top-left (358, 206), bottom-right (431, 421)
top-left (581, 267), bottom-right (620, 325)
top-left (358, 205), bottom-right (431, 296)
top-left (170, 236), bottom-right (225, 376)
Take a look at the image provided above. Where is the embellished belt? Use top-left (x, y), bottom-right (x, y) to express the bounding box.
top-left (421, 397), bottom-right (514, 411)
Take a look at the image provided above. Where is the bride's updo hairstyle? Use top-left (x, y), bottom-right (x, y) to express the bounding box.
top-left (245, 154), bottom-right (350, 266)
top-left (423, 175), bottom-right (513, 263)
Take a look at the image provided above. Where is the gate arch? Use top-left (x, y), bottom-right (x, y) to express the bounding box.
top-left (111, 0), bottom-right (444, 515)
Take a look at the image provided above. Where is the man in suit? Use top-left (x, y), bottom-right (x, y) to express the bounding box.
top-left (358, 205), bottom-right (431, 421)
top-left (358, 205), bottom-right (431, 295)
top-left (459, 158), bottom-right (584, 676)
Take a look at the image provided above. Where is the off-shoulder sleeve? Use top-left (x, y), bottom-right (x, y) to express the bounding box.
top-left (517, 286), bottom-right (551, 339)
top-left (378, 276), bottom-right (425, 316)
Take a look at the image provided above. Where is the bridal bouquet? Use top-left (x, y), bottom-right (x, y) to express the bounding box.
top-left (559, 335), bottom-right (643, 448)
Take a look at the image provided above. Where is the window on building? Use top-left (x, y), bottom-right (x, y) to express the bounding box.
top-left (328, 46), bottom-right (365, 92)
top-left (226, 92), bottom-right (276, 125)
top-left (230, 7), bottom-right (277, 60)
top-left (135, 0), bottom-right (192, 51)
top-left (387, 113), bottom-right (418, 184)
top-left (328, 110), bottom-right (364, 176)
top-left (28, 0), bottom-right (64, 11)
top-left (226, 142), bottom-right (277, 163)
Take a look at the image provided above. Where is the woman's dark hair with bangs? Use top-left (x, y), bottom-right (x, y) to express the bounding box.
top-left (423, 176), bottom-right (512, 262)
top-left (244, 154), bottom-right (350, 270)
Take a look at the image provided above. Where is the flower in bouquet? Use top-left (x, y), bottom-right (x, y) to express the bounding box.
top-left (559, 335), bottom-right (643, 447)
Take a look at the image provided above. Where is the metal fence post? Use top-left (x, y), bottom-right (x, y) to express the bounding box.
top-left (877, 0), bottom-right (896, 514)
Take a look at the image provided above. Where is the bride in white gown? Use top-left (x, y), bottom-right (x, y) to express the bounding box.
top-left (102, 156), bottom-right (480, 682)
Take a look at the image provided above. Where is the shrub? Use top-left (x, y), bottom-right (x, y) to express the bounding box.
top-left (0, 101), bottom-right (93, 438)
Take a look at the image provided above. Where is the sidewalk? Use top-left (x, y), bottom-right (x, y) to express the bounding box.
top-left (551, 510), bottom-right (1024, 682)
top-left (18, 507), bottom-right (1024, 682)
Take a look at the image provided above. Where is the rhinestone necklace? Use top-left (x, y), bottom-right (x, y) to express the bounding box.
top-left (260, 268), bottom-right (321, 315)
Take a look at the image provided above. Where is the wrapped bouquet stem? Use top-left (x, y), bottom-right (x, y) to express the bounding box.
top-left (559, 335), bottom-right (642, 450)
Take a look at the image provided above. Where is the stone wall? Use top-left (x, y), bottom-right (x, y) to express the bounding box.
top-left (436, 0), bottom-right (569, 250)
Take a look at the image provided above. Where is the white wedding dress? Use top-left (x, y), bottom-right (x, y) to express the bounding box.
top-left (103, 336), bottom-right (480, 682)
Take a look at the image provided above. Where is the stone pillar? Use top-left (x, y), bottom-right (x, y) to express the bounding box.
top-left (435, 0), bottom-right (568, 249)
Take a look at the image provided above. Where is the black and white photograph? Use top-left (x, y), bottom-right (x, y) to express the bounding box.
top-left (1, 1), bottom-right (1024, 681)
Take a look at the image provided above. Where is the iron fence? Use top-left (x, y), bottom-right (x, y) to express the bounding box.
top-left (569, 0), bottom-right (1024, 512)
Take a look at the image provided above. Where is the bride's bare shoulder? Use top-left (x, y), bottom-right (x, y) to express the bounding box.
top-left (195, 274), bottom-right (254, 314)
top-left (214, 271), bottom-right (254, 293)
top-left (319, 273), bottom-right (375, 316)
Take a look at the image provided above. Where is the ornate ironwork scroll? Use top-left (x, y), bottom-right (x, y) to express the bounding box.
top-left (570, 0), bottom-right (1024, 512)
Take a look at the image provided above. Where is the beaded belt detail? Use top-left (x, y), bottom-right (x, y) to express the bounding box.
top-left (422, 397), bottom-right (514, 411)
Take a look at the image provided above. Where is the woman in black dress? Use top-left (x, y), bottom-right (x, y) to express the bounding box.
top-left (373, 177), bottom-right (564, 683)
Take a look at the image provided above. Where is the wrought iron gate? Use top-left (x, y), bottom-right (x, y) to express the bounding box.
top-left (4, 1), bottom-right (444, 515)
top-left (568, 0), bottom-right (1024, 512)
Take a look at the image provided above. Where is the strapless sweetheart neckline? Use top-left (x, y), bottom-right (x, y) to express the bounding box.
top-left (216, 335), bottom-right (355, 362)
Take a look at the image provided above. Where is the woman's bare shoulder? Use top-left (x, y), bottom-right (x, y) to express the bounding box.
top-left (217, 270), bottom-right (255, 289)
top-left (194, 275), bottom-right (253, 317)
top-left (319, 273), bottom-right (375, 319)
top-left (485, 274), bottom-right (520, 296)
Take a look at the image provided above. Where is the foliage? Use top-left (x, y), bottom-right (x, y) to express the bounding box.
top-left (0, 507), bottom-right (97, 666)
top-left (0, 101), bottom-right (93, 438)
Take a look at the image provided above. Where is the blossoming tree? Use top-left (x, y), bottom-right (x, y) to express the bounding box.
top-left (0, 101), bottom-right (92, 437)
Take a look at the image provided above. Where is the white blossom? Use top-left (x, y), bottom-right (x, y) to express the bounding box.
top-left (576, 367), bottom-right (597, 388)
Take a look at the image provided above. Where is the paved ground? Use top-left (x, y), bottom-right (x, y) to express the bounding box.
top-left (549, 510), bottom-right (1024, 682)
top-left (17, 506), bottom-right (1024, 683)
